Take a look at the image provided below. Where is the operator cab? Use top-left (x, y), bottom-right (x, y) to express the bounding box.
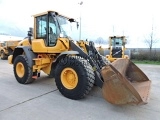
top-left (110, 36), bottom-right (124, 58)
top-left (33, 11), bottom-right (77, 47)
top-left (111, 36), bottom-right (123, 49)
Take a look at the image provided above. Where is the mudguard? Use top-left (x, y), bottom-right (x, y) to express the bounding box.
top-left (11, 46), bottom-right (37, 67)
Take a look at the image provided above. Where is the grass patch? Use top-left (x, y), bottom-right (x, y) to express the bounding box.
top-left (132, 60), bottom-right (160, 65)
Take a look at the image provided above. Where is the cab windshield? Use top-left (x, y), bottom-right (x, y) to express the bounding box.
top-left (56, 15), bottom-right (77, 39)
top-left (111, 38), bottom-right (123, 47)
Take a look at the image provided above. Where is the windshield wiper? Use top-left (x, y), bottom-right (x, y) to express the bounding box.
top-left (113, 50), bottom-right (122, 56)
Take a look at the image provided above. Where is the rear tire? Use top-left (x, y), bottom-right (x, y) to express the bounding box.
top-left (13, 55), bottom-right (35, 84)
top-left (55, 56), bottom-right (95, 100)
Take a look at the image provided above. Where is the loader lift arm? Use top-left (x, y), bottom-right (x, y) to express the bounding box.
top-left (70, 40), bottom-right (106, 88)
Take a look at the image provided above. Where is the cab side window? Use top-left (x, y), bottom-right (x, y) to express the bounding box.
top-left (36, 15), bottom-right (47, 39)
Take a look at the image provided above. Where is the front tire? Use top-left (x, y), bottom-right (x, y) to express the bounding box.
top-left (55, 56), bottom-right (95, 100)
top-left (13, 55), bottom-right (35, 84)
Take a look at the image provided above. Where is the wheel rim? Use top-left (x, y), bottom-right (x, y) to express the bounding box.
top-left (16, 62), bottom-right (25, 78)
top-left (60, 68), bottom-right (78, 89)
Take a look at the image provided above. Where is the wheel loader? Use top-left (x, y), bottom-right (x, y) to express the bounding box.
top-left (8, 11), bottom-right (151, 105)
top-left (0, 41), bottom-right (6, 59)
top-left (0, 40), bottom-right (21, 60)
top-left (106, 36), bottom-right (131, 62)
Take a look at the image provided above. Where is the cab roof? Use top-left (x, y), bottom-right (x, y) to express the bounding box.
top-left (33, 10), bottom-right (74, 20)
top-left (109, 36), bottom-right (126, 38)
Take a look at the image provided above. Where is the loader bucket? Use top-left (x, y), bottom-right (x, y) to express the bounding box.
top-left (101, 58), bottom-right (151, 105)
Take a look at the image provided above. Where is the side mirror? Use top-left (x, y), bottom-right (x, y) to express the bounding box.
top-left (28, 27), bottom-right (33, 44)
top-left (28, 27), bottom-right (33, 38)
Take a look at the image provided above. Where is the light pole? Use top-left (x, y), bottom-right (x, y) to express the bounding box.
top-left (78, 1), bottom-right (83, 40)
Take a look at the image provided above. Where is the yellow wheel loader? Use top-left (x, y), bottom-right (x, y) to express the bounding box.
top-left (0, 40), bottom-right (21, 60)
top-left (0, 41), bottom-right (7, 60)
top-left (8, 11), bottom-right (151, 105)
top-left (106, 36), bottom-right (130, 62)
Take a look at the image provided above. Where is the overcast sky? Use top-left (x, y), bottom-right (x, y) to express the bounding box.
top-left (0, 0), bottom-right (160, 48)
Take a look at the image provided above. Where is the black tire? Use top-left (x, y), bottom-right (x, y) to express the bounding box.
top-left (55, 56), bottom-right (95, 100)
top-left (1, 51), bottom-right (7, 60)
top-left (13, 55), bottom-right (35, 84)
